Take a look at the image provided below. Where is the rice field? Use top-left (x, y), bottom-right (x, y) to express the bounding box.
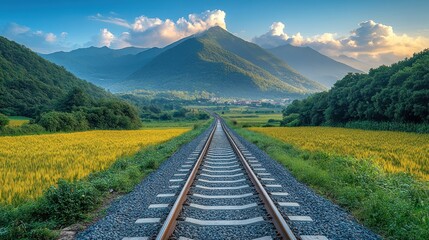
top-left (224, 113), bottom-right (283, 126)
top-left (7, 116), bottom-right (31, 127)
top-left (250, 127), bottom-right (429, 180)
top-left (0, 129), bottom-right (189, 204)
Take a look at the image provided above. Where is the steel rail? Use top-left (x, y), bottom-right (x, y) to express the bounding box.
top-left (156, 119), bottom-right (218, 240)
top-left (156, 118), bottom-right (297, 239)
top-left (221, 121), bottom-right (297, 240)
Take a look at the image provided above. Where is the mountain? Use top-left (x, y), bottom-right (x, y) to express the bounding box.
top-left (267, 44), bottom-right (362, 88)
top-left (0, 36), bottom-right (110, 117)
top-left (121, 27), bottom-right (326, 98)
top-left (41, 46), bottom-right (161, 88)
top-left (333, 55), bottom-right (371, 72)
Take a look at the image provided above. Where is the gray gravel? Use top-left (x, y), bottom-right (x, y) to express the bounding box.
top-left (77, 123), bottom-right (213, 240)
top-left (173, 124), bottom-right (277, 239)
top-left (78, 121), bottom-right (380, 240)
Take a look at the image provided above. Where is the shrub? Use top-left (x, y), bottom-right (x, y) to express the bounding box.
top-left (37, 180), bottom-right (99, 226)
top-left (197, 112), bottom-right (210, 120)
top-left (281, 113), bottom-right (300, 126)
top-left (0, 113), bottom-right (9, 128)
top-left (160, 113), bottom-right (172, 121)
top-left (38, 111), bottom-right (89, 132)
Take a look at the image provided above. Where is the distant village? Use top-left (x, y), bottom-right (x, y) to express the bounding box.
top-left (208, 98), bottom-right (293, 107)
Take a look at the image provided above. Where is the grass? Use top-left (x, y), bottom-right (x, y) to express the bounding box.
top-left (0, 120), bottom-right (211, 240)
top-left (341, 121), bottom-right (429, 134)
top-left (141, 119), bottom-right (205, 129)
top-left (231, 124), bottom-right (429, 240)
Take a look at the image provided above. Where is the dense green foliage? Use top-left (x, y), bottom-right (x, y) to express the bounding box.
top-left (120, 93), bottom-right (209, 121)
top-left (0, 123), bottom-right (46, 136)
top-left (283, 50), bottom-right (429, 128)
top-left (38, 111), bottom-right (89, 132)
top-left (35, 88), bottom-right (142, 132)
top-left (121, 27), bottom-right (324, 98)
top-left (0, 121), bottom-right (211, 240)
top-left (0, 37), bottom-right (142, 132)
top-left (0, 36), bottom-right (109, 117)
top-left (232, 125), bottom-right (429, 240)
top-left (0, 113), bottom-right (9, 128)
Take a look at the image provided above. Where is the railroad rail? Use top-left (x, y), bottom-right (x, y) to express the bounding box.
top-left (156, 119), bottom-right (297, 240)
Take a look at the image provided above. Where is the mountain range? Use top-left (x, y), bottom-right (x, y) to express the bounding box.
top-left (122, 27), bottom-right (326, 98)
top-left (41, 27), bottom-right (362, 98)
top-left (41, 46), bottom-right (159, 87)
top-left (266, 44), bottom-right (363, 87)
top-left (333, 54), bottom-right (371, 72)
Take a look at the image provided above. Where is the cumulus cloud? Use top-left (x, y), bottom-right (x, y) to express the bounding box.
top-left (1, 23), bottom-right (70, 53)
top-left (253, 20), bottom-right (429, 69)
top-left (90, 9), bottom-right (227, 48)
top-left (99, 28), bottom-right (115, 47)
top-left (252, 22), bottom-right (308, 48)
top-left (45, 32), bottom-right (57, 43)
top-left (88, 28), bottom-right (131, 49)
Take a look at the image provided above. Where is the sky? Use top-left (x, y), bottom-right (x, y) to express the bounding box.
top-left (1, 0), bottom-right (428, 69)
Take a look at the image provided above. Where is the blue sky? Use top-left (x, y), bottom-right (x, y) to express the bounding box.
top-left (1, 0), bottom-right (428, 68)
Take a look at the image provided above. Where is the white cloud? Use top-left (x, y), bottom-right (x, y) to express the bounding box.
top-left (89, 13), bottom-right (131, 28)
top-left (253, 20), bottom-right (429, 69)
top-left (90, 9), bottom-right (227, 48)
top-left (252, 22), bottom-right (304, 48)
top-left (1, 23), bottom-right (71, 53)
top-left (45, 33), bottom-right (57, 43)
top-left (99, 28), bottom-right (115, 47)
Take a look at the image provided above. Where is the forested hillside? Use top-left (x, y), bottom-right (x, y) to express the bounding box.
top-left (283, 50), bottom-right (429, 127)
top-left (0, 36), bottom-right (108, 117)
top-left (0, 36), bottom-right (142, 133)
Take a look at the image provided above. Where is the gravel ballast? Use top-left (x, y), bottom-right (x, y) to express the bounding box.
top-left (78, 121), bottom-right (380, 240)
top-left (77, 125), bottom-right (213, 240)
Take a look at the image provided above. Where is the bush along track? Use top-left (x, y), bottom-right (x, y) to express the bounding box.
top-left (0, 120), bottom-right (211, 240)
top-left (232, 126), bottom-right (429, 240)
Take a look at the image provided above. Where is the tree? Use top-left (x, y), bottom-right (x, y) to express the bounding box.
top-left (58, 88), bottom-right (91, 112)
top-left (0, 113), bottom-right (9, 128)
top-left (282, 49), bottom-right (429, 126)
top-left (38, 111), bottom-right (89, 132)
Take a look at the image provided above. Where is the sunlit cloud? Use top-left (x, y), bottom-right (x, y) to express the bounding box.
top-left (90, 9), bottom-right (227, 48)
top-left (253, 20), bottom-right (429, 69)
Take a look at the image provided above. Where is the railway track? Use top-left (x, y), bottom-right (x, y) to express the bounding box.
top-left (124, 119), bottom-right (328, 240)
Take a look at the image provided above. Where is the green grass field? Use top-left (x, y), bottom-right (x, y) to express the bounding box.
top-left (141, 119), bottom-right (211, 129)
top-left (219, 111), bottom-right (282, 127)
top-left (7, 116), bottom-right (31, 127)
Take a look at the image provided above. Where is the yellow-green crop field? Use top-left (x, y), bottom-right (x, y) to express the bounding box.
top-left (7, 116), bottom-right (31, 127)
top-left (250, 127), bottom-right (429, 180)
top-left (0, 129), bottom-right (189, 204)
top-left (7, 119), bottom-right (30, 127)
top-left (224, 113), bottom-right (283, 126)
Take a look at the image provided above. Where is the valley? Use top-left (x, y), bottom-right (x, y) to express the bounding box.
top-left (0, 3), bottom-right (428, 240)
